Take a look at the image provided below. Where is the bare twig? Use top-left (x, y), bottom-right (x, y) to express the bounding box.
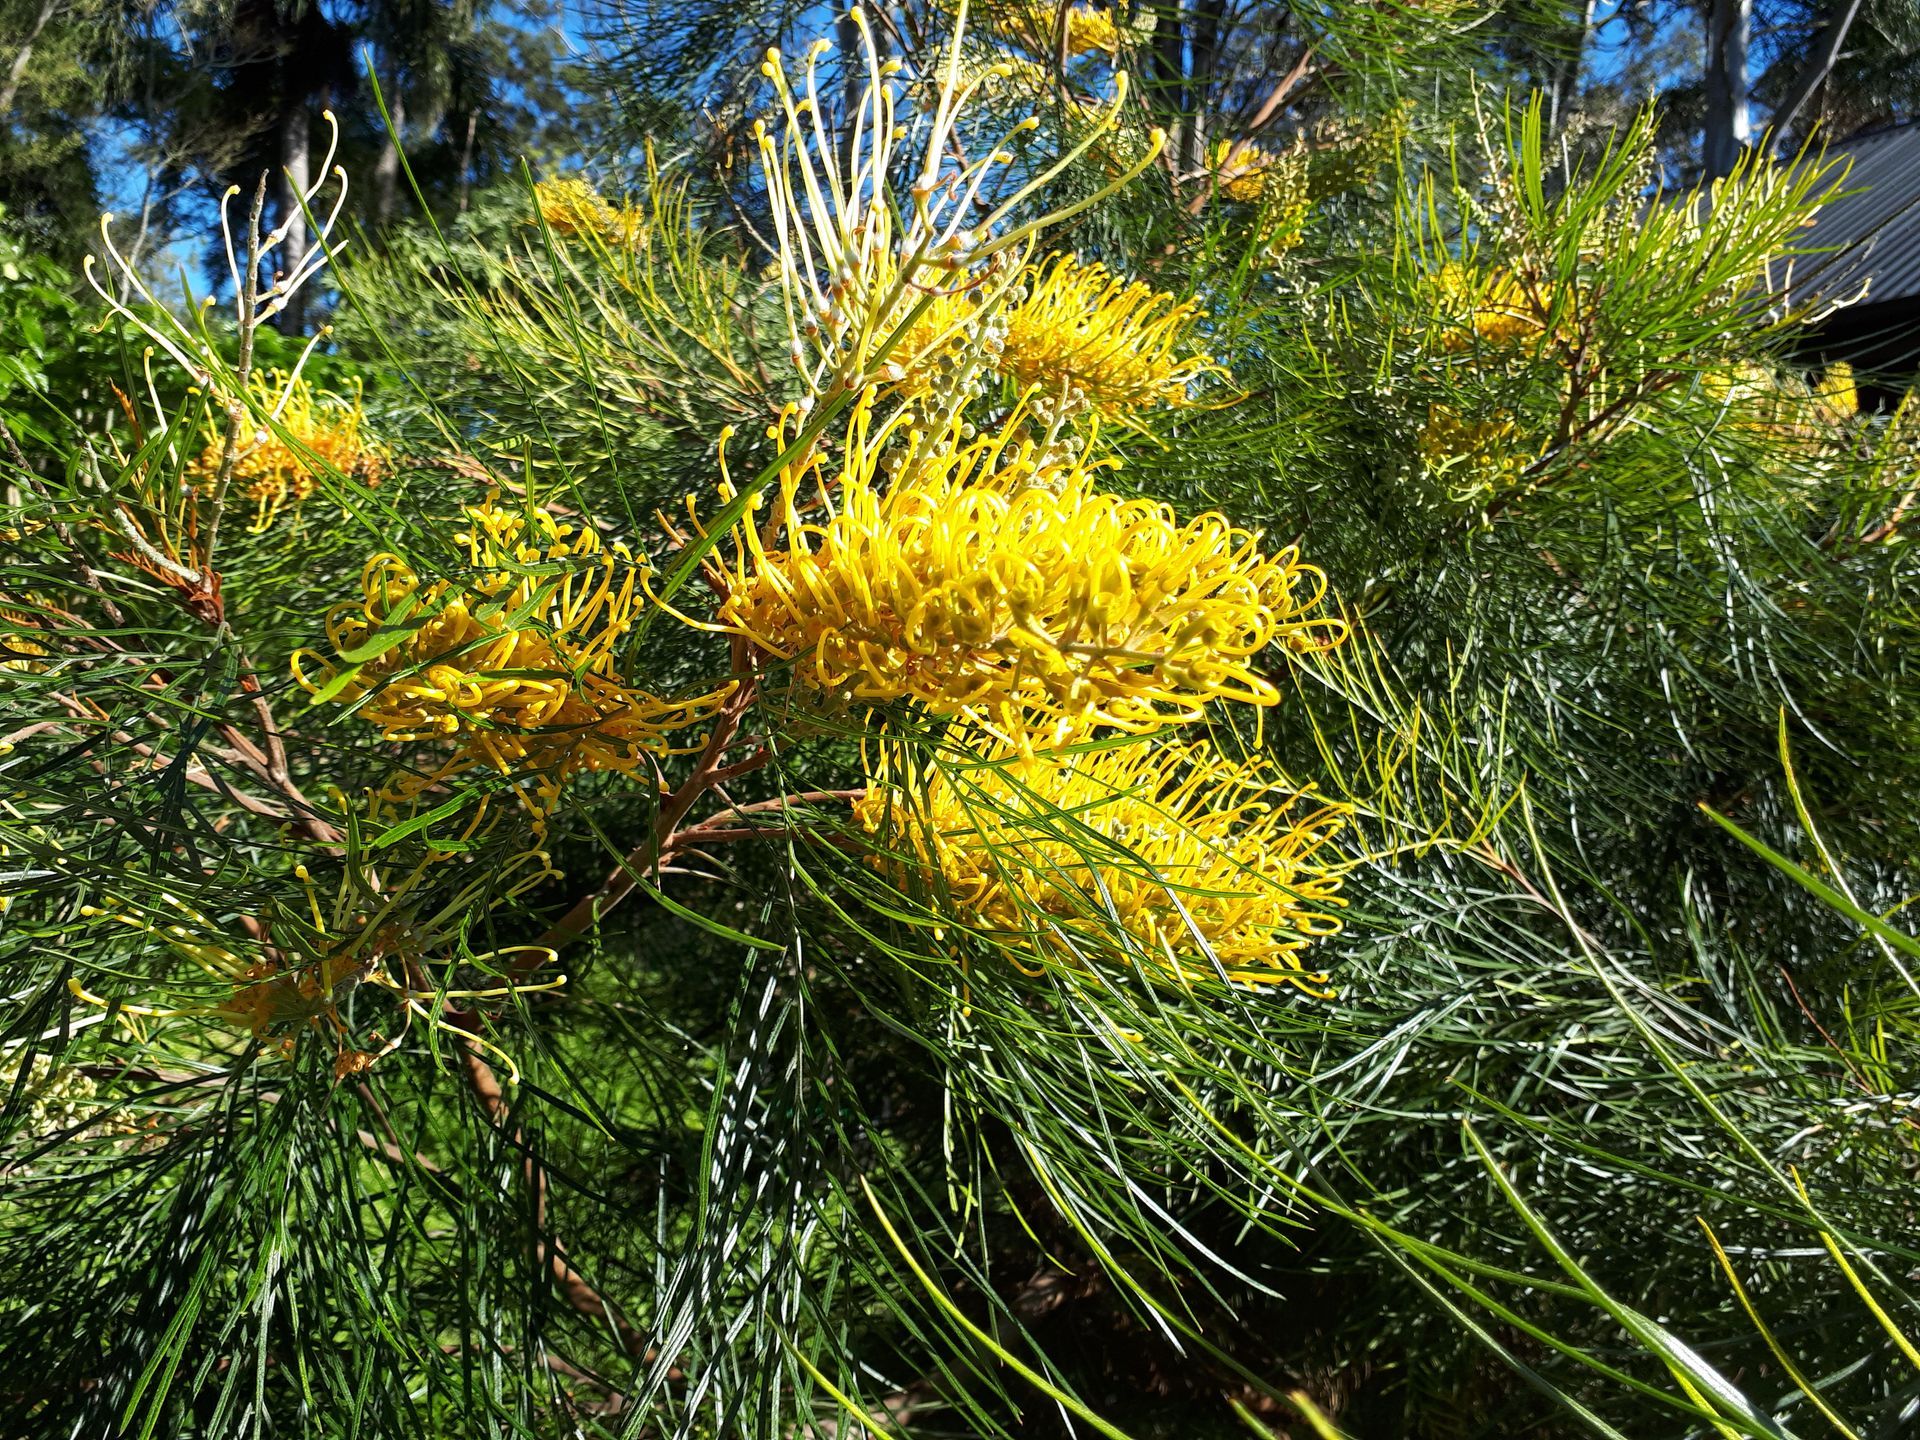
top-left (506, 645), bottom-right (761, 979)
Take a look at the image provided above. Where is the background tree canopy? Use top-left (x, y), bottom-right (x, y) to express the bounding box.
top-left (2, 0), bottom-right (1918, 1437)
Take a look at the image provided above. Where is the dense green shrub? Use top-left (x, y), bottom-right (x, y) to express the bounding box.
top-left (2, 12), bottom-right (1916, 1439)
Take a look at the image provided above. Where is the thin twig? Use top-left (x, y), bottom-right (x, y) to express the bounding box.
top-left (0, 418), bottom-right (128, 628)
top-left (507, 645), bottom-right (762, 979)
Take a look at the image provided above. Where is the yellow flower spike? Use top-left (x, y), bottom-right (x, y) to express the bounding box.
top-left (1432, 262), bottom-right (1560, 353)
top-left (856, 737), bottom-right (1350, 990)
top-left (1417, 404), bottom-right (1540, 504)
top-left (295, 495), bottom-right (733, 820)
top-left (1209, 139), bottom-right (1306, 207)
top-left (1004, 1), bottom-right (1122, 56)
top-left (997, 253), bottom-right (1223, 420)
top-left (688, 392), bottom-right (1347, 737)
top-left (1814, 361), bottom-right (1858, 422)
top-left (0, 598), bottom-right (51, 673)
top-left (532, 176), bottom-right (648, 249)
top-left (184, 369), bottom-right (387, 532)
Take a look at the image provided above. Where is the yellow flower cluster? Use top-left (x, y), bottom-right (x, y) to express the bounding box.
top-left (186, 370), bottom-right (387, 531)
top-left (1208, 141), bottom-right (1314, 255)
top-left (1814, 362), bottom-right (1859, 420)
top-left (0, 1052), bottom-right (110, 1140)
top-left (1702, 360), bottom-right (1860, 447)
top-left (296, 497), bottom-right (730, 817)
top-left (1008, 2), bottom-right (1122, 55)
top-left (1210, 140), bottom-right (1305, 206)
top-left (882, 275), bottom-right (995, 400)
top-left (888, 253), bottom-right (1217, 420)
top-left (697, 398), bottom-right (1345, 741)
top-left (1, 599), bottom-right (49, 673)
top-left (857, 738), bottom-right (1349, 990)
top-left (998, 253), bottom-right (1219, 418)
top-left (533, 177), bottom-right (646, 249)
top-left (1432, 263), bottom-right (1558, 353)
top-left (1417, 405), bottom-right (1537, 501)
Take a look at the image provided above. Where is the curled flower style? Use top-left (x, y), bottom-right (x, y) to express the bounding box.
top-left (855, 737), bottom-right (1350, 990)
top-left (753, 9), bottom-right (1156, 398)
top-left (533, 176), bottom-right (646, 248)
top-left (185, 369), bottom-right (387, 531)
top-left (295, 497), bottom-right (731, 818)
top-left (687, 397), bottom-right (1346, 740)
top-left (997, 253), bottom-right (1221, 418)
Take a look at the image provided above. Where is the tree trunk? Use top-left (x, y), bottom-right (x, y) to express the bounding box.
top-left (457, 110), bottom-right (477, 215)
top-left (1703, 0), bottom-right (1751, 179)
top-left (1181, 0), bottom-right (1225, 176)
top-left (1547, 0), bottom-right (1598, 135)
top-left (0, 0), bottom-right (59, 114)
top-left (1768, 0), bottom-right (1867, 151)
top-left (373, 79), bottom-right (407, 226)
top-left (276, 100), bottom-right (311, 334)
top-left (1150, 2), bottom-right (1186, 169)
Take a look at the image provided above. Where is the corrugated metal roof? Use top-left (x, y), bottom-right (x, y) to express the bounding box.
top-left (1790, 122), bottom-right (1920, 309)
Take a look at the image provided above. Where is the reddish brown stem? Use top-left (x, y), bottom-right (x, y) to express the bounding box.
top-left (506, 646), bottom-right (759, 979)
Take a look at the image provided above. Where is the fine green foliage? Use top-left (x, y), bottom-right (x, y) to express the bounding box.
top-left (3, 5), bottom-right (1918, 1438)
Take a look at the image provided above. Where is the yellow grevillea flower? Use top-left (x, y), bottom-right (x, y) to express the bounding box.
top-left (1008, 1), bottom-right (1121, 55)
top-left (884, 279), bottom-right (998, 399)
top-left (185, 369), bottom-right (387, 531)
top-left (533, 176), bottom-right (646, 248)
top-left (1813, 362), bottom-right (1858, 422)
top-left (0, 1052), bottom-right (115, 1140)
top-left (1432, 263), bottom-right (1557, 353)
top-left (998, 253), bottom-right (1219, 418)
top-left (1209, 141), bottom-right (1313, 254)
top-left (886, 251), bottom-right (1219, 416)
top-left (1210, 140), bottom-right (1307, 207)
top-left (295, 497), bottom-right (731, 817)
top-left (1, 599), bottom-right (50, 673)
top-left (688, 397), bottom-right (1346, 740)
top-left (1417, 405), bottom-right (1537, 501)
top-left (856, 738), bottom-right (1349, 990)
